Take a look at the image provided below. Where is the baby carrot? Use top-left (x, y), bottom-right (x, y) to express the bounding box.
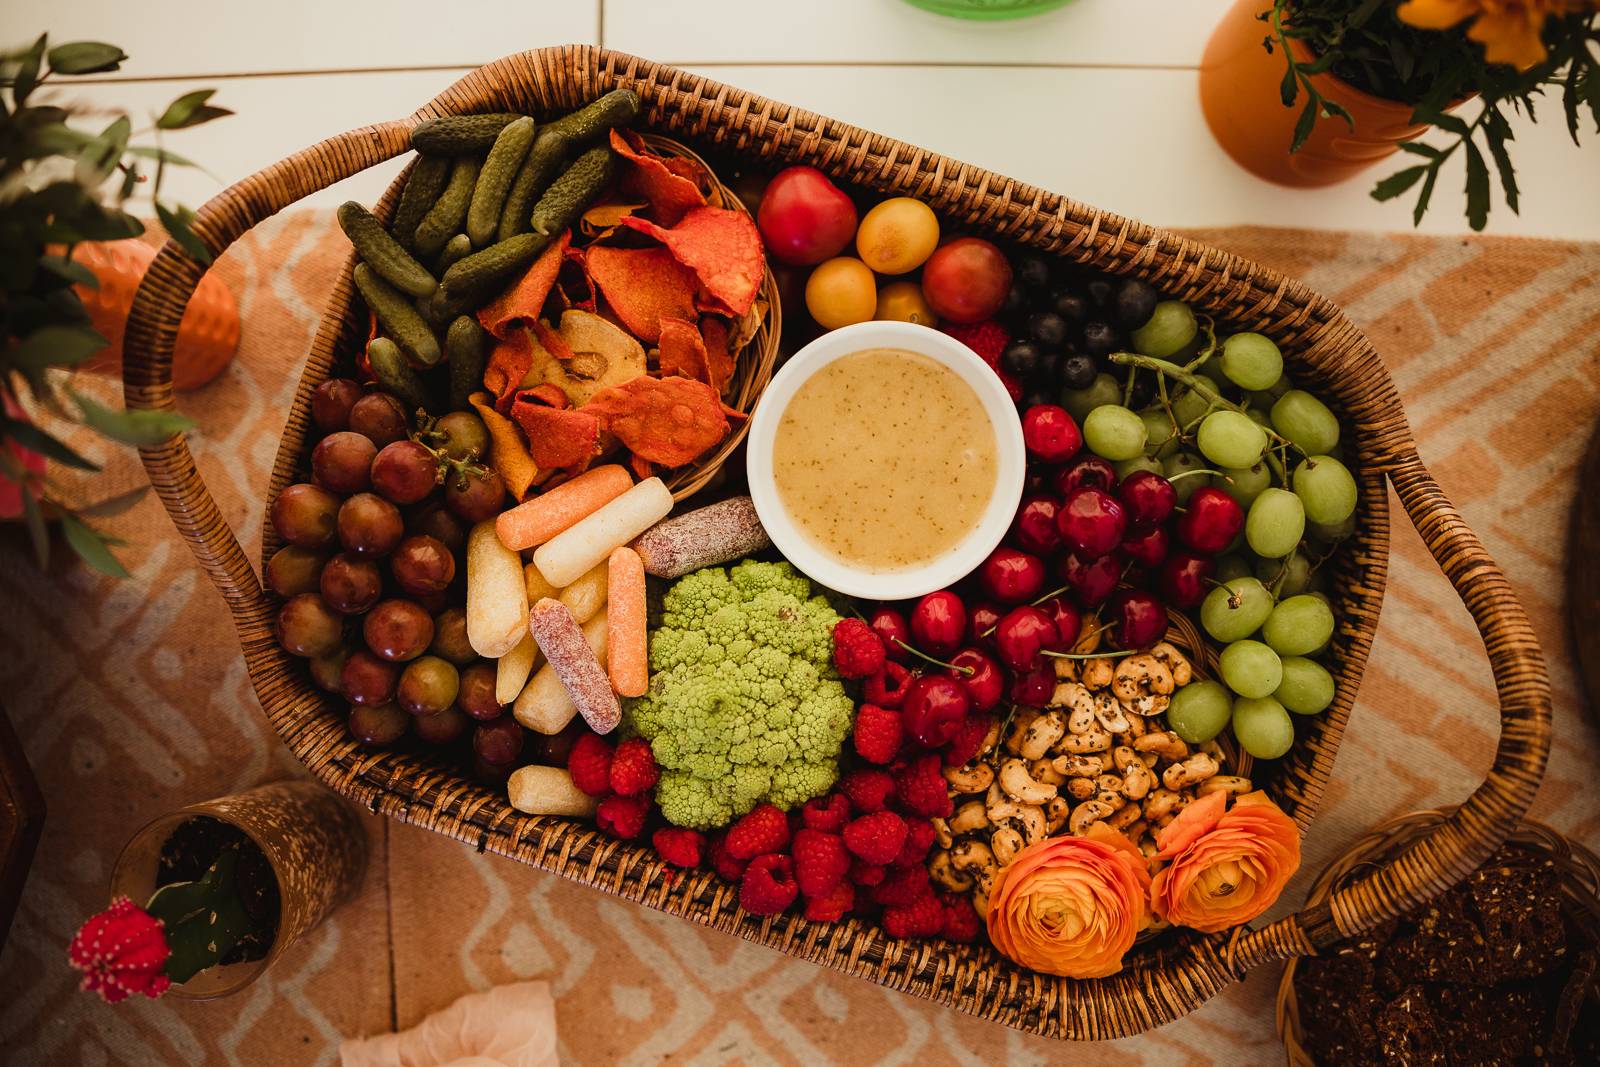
top-left (608, 547), bottom-right (647, 698)
top-left (495, 464), bottom-right (632, 551)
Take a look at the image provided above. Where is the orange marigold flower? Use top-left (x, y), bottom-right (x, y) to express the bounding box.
top-left (1397, 0), bottom-right (1593, 70)
top-left (1148, 790), bottom-right (1301, 934)
top-left (985, 823), bottom-right (1151, 979)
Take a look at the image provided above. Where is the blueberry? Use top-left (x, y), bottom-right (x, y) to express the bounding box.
top-left (1001, 284), bottom-right (1027, 318)
top-left (1001, 340), bottom-right (1042, 378)
top-left (1023, 385), bottom-right (1055, 410)
top-left (1059, 354), bottom-right (1098, 391)
top-left (1086, 278), bottom-right (1114, 308)
top-left (1050, 289), bottom-right (1090, 324)
top-left (1016, 256), bottom-right (1051, 291)
top-left (1115, 279), bottom-right (1159, 330)
top-left (1026, 311), bottom-right (1068, 346)
top-left (1082, 320), bottom-right (1119, 356)
top-left (1032, 349), bottom-right (1062, 383)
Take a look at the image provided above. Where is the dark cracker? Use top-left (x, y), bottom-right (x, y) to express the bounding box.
top-left (1376, 984), bottom-right (1448, 1065)
top-left (1386, 891), bottom-right (1490, 986)
top-left (1466, 854), bottom-right (1567, 982)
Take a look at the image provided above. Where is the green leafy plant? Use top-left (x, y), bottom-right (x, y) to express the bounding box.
top-left (1262, 0), bottom-right (1600, 228)
top-left (1, 35), bottom-right (229, 574)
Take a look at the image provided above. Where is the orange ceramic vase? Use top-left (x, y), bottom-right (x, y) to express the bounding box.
top-left (1200, 0), bottom-right (1436, 187)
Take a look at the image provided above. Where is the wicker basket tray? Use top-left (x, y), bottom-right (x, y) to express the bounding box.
top-left (122, 46), bottom-right (1552, 1040)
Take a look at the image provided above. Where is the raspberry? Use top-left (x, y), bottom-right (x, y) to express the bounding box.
top-left (802, 879), bottom-right (856, 923)
top-left (892, 754), bottom-right (954, 819)
top-left (608, 737), bottom-right (659, 797)
top-left (838, 768), bottom-right (894, 814)
top-left (849, 858), bottom-right (887, 887)
top-left (941, 320), bottom-right (1020, 403)
top-left (883, 896), bottom-right (946, 939)
top-left (725, 803), bottom-right (790, 860)
top-left (791, 829), bottom-right (850, 898)
top-left (871, 864), bottom-right (934, 907)
top-left (939, 893), bottom-right (983, 943)
top-left (843, 811), bottom-right (908, 865)
top-left (566, 733), bottom-right (614, 797)
top-left (708, 831), bottom-right (748, 882)
top-left (831, 618), bottom-right (886, 679)
top-left (850, 704), bottom-right (902, 765)
top-left (941, 712), bottom-right (991, 768)
top-left (739, 854), bottom-right (798, 916)
top-left (651, 827), bottom-right (705, 868)
top-left (596, 794), bottom-right (650, 840)
top-left (893, 818), bottom-right (937, 868)
top-left (800, 793), bottom-right (851, 833)
top-left (862, 661), bottom-right (912, 709)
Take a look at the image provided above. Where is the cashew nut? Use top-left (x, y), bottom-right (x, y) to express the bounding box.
top-left (1197, 775), bottom-right (1253, 798)
top-left (1004, 709), bottom-right (1040, 755)
top-left (1134, 730), bottom-right (1189, 761)
top-left (1096, 772), bottom-right (1126, 795)
top-left (931, 817), bottom-right (953, 850)
top-left (951, 838), bottom-right (998, 895)
top-left (999, 758), bottom-right (1058, 805)
top-left (1044, 796), bottom-right (1070, 834)
top-left (1112, 745), bottom-right (1141, 772)
top-left (1055, 682), bottom-right (1096, 734)
top-left (1030, 757), bottom-right (1066, 787)
top-left (1066, 777), bottom-right (1096, 800)
top-left (1052, 753), bottom-right (1103, 778)
top-left (929, 848), bottom-right (974, 892)
top-left (1018, 709), bottom-right (1067, 760)
top-left (1123, 818), bottom-right (1148, 842)
top-left (1097, 751), bottom-right (1118, 772)
top-left (1057, 727), bottom-right (1113, 754)
top-left (1150, 642), bottom-right (1193, 686)
top-left (943, 761), bottom-right (995, 795)
top-left (1092, 691), bottom-right (1132, 733)
top-left (1052, 655), bottom-right (1077, 681)
top-left (1113, 654), bottom-right (1175, 702)
top-left (1119, 759), bottom-right (1155, 801)
top-left (1162, 752), bottom-right (1220, 790)
top-left (1154, 812), bottom-right (1176, 831)
top-left (950, 798), bottom-right (989, 834)
top-left (1143, 788), bottom-right (1183, 821)
top-left (1140, 750), bottom-right (1159, 770)
top-left (1109, 801), bottom-right (1143, 830)
top-left (987, 783), bottom-right (1047, 845)
top-left (1124, 713), bottom-right (1149, 739)
top-left (977, 719), bottom-right (1001, 758)
top-left (1080, 656), bottom-right (1115, 690)
top-left (1069, 799), bottom-right (1116, 835)
top-left (991, 826), bottom-right (1025, 866)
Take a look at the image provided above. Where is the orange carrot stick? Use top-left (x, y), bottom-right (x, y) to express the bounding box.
top-left (494, 464), bottom-right (633, 551)
top-left (608, 547), bottom-right (647, 698)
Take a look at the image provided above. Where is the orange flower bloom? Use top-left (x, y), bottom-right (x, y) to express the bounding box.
top-left (1397, 0), bottom-right (1593, 70)
top-left (985, 824), bottom-right (1151, 979)
top-left (1148, 791), bottom-right (1301, 934)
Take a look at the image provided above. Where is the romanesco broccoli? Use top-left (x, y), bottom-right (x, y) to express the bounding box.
top-left (623, 560), bottom-right (853, 829)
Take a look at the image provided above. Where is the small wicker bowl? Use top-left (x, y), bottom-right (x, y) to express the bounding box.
top-left (1276, 807), bottom-right (1600, 1064)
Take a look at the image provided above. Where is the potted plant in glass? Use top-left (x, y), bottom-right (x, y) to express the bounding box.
top-left (1199, 0), bottom-right (1600, 228)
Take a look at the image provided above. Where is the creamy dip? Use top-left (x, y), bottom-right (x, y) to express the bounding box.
top-left (772, 347), bottom-right (997, 573)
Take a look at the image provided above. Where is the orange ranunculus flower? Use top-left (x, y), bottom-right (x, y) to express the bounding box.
top-left (1397, 0), bottom-right (1593, 71)
top-left (1148, 790), bottom-right (1301, 934)
top-left (985, 823), bottom-right (1151, 979)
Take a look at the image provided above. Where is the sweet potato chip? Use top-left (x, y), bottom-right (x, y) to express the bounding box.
top-left (580, 200), bottom-right (646, 240)
top-left (557, 245), bottom-right (597, 312)
top-left (557, 309), bottom-right (648, 405)
top-left (477, 231), bottom-right (570, 340)
top-left (583, 374), bottom-right (730, 468)
top-left (510, 394), bottom-right (603, 472)
top-left (699, 316), bottom-right (737, 397)
top-left (484, 327), bottom-right (535, 412)
top-left (629, 453), bottom-right (654, 481)
top-left (620, 206), bottom-right (764, 318)
top-left (526, 383), bottom-right (569, 409)
top-left (657, 317), bottom-right (711, 387)
top-left (610, 129), bottom-right (705, 228)
top-left (585, 245), bottom-right (698, 344)
top-left (468, 391), bottom-right (538, 500)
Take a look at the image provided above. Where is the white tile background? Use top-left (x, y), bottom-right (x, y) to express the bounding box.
top-left (10, 0), bottom-right (1598, 236)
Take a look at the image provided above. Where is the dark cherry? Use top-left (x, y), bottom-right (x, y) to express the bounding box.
top-left (1020, 405), bottom-right (1082, 464)
top-left (980, 546), bottom-right (1046, 605)
top-left (1056, 487), bottom-right (1128, 559)
top-left (1120, 525), bottom-right (1171, 569)
top-left (869, 607), bottom-right (914, 663)
top-left (1117, 469), bottom-right (1177, 529)
top-left (910, 591), bottom-right (967, 659)
top-left (1053, 455), bottom-right (1117, 497)
top-left (966, 602), bottom-right (1003, 648)
top-left (1010, 494), bottom-right (1062, 556)
top-left (341, 650), bottom-right (399, 706)
top-left (1038, 596), bottom-right (1083, 652)
top-left (1176, 486), bottom-right (1246, 555)
top-left (946, 647), bottom-right (1004, 712)
top-left (1160, 550), bottom-right (1215, 609)
top-left (1108, 589), bottom-right (1169, 650)
top-left (1009, 660), bottom-right (1056, 708)
top-left (1059, 551), bottom-right (1123, 607)
top-left (993, 605), bottom-right (1059, 671)
top-left (900, 675), bottom-right (971, 748)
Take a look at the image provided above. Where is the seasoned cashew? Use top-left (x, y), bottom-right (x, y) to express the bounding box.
top-left (1066, 777), bottom-right (1096, 800)
top-left (1123, 691), bottom-right (1171, 717)
top-left (1094, 789), bottom-right (1127, 809)
top-left (987, 784), bottom-right (1048, 845)
top-left (1080, 656), bottom-right (1115, 690)
top-left (1197, 775), bottom-right (1253, 798)
top-left (1134, 730), bottom-right (1189, 761)
top-left (1057, 728), bottom-right (1113, 754)
top-left (1070, 799), bottom-right (1116, 835)
top-left (1054, 683), bottom-right (1096, 734)
top-left (1143, 788), bottom-right (1183, 821)
top-left (1110, 801), bottom-right (1143, 830)
top-left (1052, 753), bottom-right (1103, 778)
top-left (931, 817), bottom-right (954, 850)
top-left (973, 890), bottom-right (991, 917)
top-left (1097, 751), bottom-right (1118, 772)
top-left (1030, 757), bottom-right (1066, 787)
top-left (951, 838), bottom-right (998, 896)
top-left (1004, 709), bottom-right (1040, 755)
top-left (1044, 796), bottom-right (1070, 834)
top-left (1125, 713), bottom-right (1149, 739)
top-left (1096, 773), bottom-right (1125, 794)
top-left (944, 761), bottom-right (995, 795)
top-left (1139, 836), bottom-right (1161, 860)
top-left (999, 758), bottom-right (1058, 805)
top-left (1112, 745), bottom-right (1141, 772)
top-left (1119, 759), bottom-right (1154, 801)
top-left (1150, 642), bottom-right (1193, 686)
top-left (1019, 709), bottom-right (1068, 760)
top-left (950, 799), bottom-right (989, 834)
top-left (1123, 818), bottom-right (1148, 842)
top-left (1154, 812), bottom-right (1176, 831)
top-left (1162, 752), bottom-right (1220, 790)
top-left (991, 826), bottom-right (1025, 866)
top-left (1052, 655), bottom-right (1077, 681)
top-left (929, 848), bottom-right (974, 892)
top-left (977, 720), bottom-right (1001, 758)
top-left (1092, 691), bottom-right (1132, 733)
top-left (1140, 751), bottom-right (1159, 770)
top-left (1113, 654), bottom-right (1174, 702)
top-left (1073, 620), bottom-right (1104, 655)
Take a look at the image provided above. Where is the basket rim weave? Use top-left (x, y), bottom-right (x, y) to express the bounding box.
top-left (121, 45), bottom-right (1552, 1041)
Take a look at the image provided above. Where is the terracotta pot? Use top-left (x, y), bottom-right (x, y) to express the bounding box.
top-left (108, 780), bottom-right (366, 1000)
top-left (1200, 0), bottom-right (1444, 187)
top-left (73, 239), bottom-right (239, 391)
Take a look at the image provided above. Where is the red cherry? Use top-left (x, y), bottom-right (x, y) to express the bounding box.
top-left (1108, 589), bottom-right (1169, 650)
top-left (993, 605), bottom-right (1059, 671)
top-left (1159, 550), bottom-right (1215, 609)
top-left (1117, 470), bottom-right (1177, 529)
top-left (1054, 455), bottom-right (1117, 497)
top-left (967, 601), bottom-right (1003, 648)
top-left (1121, 525), bottom-right (1170, 569)
top-left (946, 648), bottom-right (1004, 712)
top-left (1021, 405), bottom-right (1082, 464)
top-left (980, 546), bottom-right (1046, 605)
top-left (901, 675), bottom-right (972, 748)
top-left (1038, 597), bottom-right (1083, 652)
top-left (1177, 487), bottom-right (1245, 555)
top-left (1010, 494), bottom-right (1062, 555)
top-left (910, 591), bottom-right (967, 659)
top-left (1059, 551), bottom-right (1123, 607)
top-left (869, 607), bottom-right (913, 663)
top-left (1009, 660), bottom-right (1056, 708)
top-left (1056, 488), bottom-right (1128, 559)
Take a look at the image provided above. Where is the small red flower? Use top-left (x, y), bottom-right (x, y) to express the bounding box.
top-left (68, 897), bottom-right (172, 1003)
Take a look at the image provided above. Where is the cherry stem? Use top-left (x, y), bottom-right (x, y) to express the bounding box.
top-left (1165, 467), bottom-right (1223, 485)
top-left (891, 638), bottom-right (974, 676)
top-left (978, 585), bottom-right (1074, 638)
top-left (1042, 648), bottom-right (1142, 661)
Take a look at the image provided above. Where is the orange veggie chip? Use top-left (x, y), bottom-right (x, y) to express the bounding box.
top-left (585, 245), bottom-right (698, 344)
top-left (468, 391), bottom-right (538, 500)
top-left (629, 453), bottom-right (654, 481)
top-left (657, 317), bottom-right (711, 386)
top-left (526, 383), bottom-right (569, 409)
top-left (699, 316), bottom-right (737, 397)
top-left (620, 206), bottom-right (764, 318)
top-left (510, 394), bottom-right (603, 472)
top-left (583, 374), bottom-right (731, 468)
top-left (483, 327), bottom-right (534, 412)
top-left (580, 200), bottom-right (646, 240)
top-left (477, 231), bottom-right (570, 340)
top-left (529, 318), bottom-right (576, 364)
top-left (610, 129), bottom-right (705, 228)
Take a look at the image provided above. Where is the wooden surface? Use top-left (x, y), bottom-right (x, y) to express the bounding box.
top-left (8, 0), bottom-right (1600, 236)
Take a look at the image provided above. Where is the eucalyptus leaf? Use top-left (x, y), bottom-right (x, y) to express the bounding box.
top-left (126, 144), bottom-right (198, 168)
top-left (19, 491), bottom-right (49, 569)
top-left (12, 35), bottom-right (46, 105)
top-left (46, 41), bottom-right (127, 76)
top-left (1290, 98), bottom-right (1318, 153)
top-left (156, 201), bottom-right (211, 264)
top-left (0, 418), bottom-right (100, 471)
top-left (157, 89), bottom-right (233, 130)
top-left (39, 253), bottom-right (100, 291)
top-left (72, 392), bottom-right (195, 446)
top-left (13, 324), bottom-right (108, 371)
top-left (60, 514), bottom-right (130, 578)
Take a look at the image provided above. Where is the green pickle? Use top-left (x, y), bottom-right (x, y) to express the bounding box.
top-left (353, 264), bottom-right (440, 367)
top-left (389, 155), bottom-right (449, 251)
top-left (413, 156), bottom-right (481, 258)
top-left (446, 316), bottom-right (490, 411)
top-left (410, 113), bottom-right (522, 155)
top-left (336, 201), bottom-right (436, 298)
top-left (467, 116), bottom-right (537, 248)
top-left (530, 146), bottom-right (616, 237)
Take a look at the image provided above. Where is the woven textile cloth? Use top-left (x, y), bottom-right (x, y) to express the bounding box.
top-left (1, 213), bottom-right (1596, 1065)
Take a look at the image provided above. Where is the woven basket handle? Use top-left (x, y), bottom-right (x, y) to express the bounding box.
top-left (1232, 449), bottom-right (1552, 971)
top-left (123, 121), bottom-right (413, 620)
